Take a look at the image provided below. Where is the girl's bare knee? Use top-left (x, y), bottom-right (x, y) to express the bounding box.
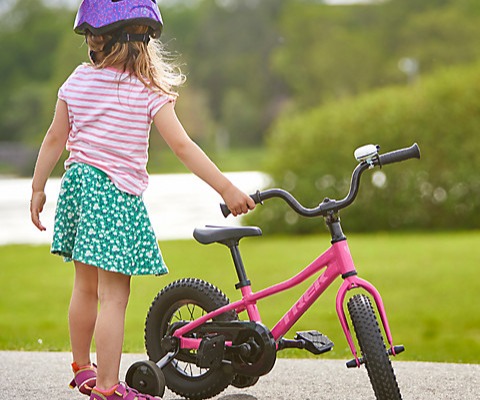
top-left (97, 269), bottom-right (131, 307)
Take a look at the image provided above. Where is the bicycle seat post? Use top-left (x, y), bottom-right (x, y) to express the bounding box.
top-left (228, 241), bottom-right (251, 290)
top-left (227, 240), bottom-right (263, 322)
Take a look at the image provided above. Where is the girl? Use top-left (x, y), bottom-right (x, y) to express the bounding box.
top-left (29, 1), bottom-right (255, 399)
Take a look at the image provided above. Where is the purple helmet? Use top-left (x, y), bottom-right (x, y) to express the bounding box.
top-left (74, 0), bottom-right (163, 38)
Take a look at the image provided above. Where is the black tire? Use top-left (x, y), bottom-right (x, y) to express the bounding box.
top-left (347, 294), bottom-right (402, 400)
top-left (145, 278), bottom-right (238, 400)
top-left (125, 360), bottom-right (166, 397)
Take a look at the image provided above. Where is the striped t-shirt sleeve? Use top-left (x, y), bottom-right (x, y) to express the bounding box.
top-left (148, 87), bottom-right (174, 120)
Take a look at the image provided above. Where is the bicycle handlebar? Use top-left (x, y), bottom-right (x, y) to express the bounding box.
top-left (221, 143), bottom-right (420, 218)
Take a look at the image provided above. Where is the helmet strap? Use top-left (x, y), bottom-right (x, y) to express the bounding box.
top-left (89, 50), bottom-right (98, 64)
top-left (118, 32), bottom-right (151, 44)
top-left (103, 31), bottom-right (150, 53)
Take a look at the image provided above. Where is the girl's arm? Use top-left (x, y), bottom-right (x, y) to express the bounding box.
top-left (153, 102), bottom-right (255, 216)
top-left (30, 99), bottom-right (70, 231)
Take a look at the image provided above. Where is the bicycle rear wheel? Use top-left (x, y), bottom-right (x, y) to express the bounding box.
top-left (145, 278), bottom-right (238, 400)
top-left (347, 294), bottom-right (402, 400)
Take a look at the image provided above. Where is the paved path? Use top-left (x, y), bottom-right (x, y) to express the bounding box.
top-left (1, 351), bottom-right (479, 399)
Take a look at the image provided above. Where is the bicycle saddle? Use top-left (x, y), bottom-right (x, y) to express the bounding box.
top-left (193, 225), bottom-right (262, 245)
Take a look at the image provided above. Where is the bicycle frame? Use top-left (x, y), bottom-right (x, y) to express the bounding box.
top-left (172, 237), bottom-right (397, 366)
top-left (170, 143), bottom-right (421, 366)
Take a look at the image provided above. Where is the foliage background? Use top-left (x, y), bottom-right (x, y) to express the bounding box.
top-left (2, 0), bottom-right (480, 232)
top-left (2, 0), bottom-right (480, 179)
top-left (247, 63), bottom-right (480, 233)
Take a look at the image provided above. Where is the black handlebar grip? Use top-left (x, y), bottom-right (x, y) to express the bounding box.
top-left (220, 203), bottom-right (231, 217)
top-left (220, 190), bottom-right (263, 218)
top-left (378, 143), bottom-right (420, 166)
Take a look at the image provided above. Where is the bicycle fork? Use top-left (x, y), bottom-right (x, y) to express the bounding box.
top-left (323, 212), bottom-right (403, 367)
top-left (334, 239), bottom-right (404, 367)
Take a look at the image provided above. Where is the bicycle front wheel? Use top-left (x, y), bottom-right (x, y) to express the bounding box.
top-left (347, 294), bottom-right (402, 400)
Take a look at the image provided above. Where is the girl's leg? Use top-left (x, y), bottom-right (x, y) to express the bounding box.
top-left (95, 268), bottom-right (131, 391)
top-left (70, 261), bottom-right (99, 367)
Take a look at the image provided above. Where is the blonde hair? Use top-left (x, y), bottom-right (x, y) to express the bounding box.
top-left (85, 25), bottom-right (185, 97)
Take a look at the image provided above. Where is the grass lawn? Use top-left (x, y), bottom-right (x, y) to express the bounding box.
top-left (1, 231), bottom-right (479, 364)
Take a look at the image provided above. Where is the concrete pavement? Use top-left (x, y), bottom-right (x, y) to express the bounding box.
top-left (1, 351), bottom-right (478, 399)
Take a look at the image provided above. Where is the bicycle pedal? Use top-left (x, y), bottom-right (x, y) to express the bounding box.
top-left (295, 330), bottom-right (334, 355)
top-left (196, 335), bottom-right (225, 368)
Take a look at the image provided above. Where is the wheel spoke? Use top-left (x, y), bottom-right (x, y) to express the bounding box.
top-left (186, 303), bottom-right (196, 320)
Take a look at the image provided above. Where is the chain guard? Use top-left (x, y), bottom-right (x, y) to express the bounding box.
top-left (194, 321), bottom-right (277, 377)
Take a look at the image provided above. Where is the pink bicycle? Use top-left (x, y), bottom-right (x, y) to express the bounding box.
top-left (126, 143), bottom-right (420, 400)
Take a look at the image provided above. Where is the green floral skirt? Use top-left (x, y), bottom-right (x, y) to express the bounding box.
top-left (51, 163), bottom-right (168, 276)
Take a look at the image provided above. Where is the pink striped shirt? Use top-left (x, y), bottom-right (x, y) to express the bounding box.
top-left (58, 64), bottom-right (172, 195)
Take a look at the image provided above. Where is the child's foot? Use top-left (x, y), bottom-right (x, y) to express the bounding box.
top-left (90, 382), bottom-right (162, 399)
top-left (69, 362), bottom-right (97, 395)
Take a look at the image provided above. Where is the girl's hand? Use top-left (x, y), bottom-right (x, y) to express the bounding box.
top-left (222, 185), bottom-right (256, 217)
top-left (30, 191), bottom-right (47, 231)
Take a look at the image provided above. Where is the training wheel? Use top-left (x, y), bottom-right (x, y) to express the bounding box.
top-left (232, 374), bottom-right (259, 388)
top-left (125, 360), bottom-right (166, 397)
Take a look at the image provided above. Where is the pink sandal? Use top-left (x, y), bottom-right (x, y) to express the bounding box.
top-left (90, 382), bottom-right (162, 400)
top-left (69, 362), bottom-right (97, 395)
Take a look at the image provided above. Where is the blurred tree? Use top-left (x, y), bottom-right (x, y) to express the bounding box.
top-left (51, 28), bottom-right (89, 87)
top-left (0, 0), bottom-right (73, 143)
top-left (273, 0), bottom-right (480, 109)
top-left (2, 0), bottom-right (480, 177)
top-left (177, 0), bottom-right (287, 146)
top-left (395, 6), bottom-right (480, 72)
top-left (2, 83), bottom-right (51, 142)
top-left (272, 3), bottom-right (385, 107)
top-left (246, 61), bottom-right (480, 233)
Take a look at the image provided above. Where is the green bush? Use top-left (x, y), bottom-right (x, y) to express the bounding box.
top-left (247, 61), bottom-right (480, 233)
